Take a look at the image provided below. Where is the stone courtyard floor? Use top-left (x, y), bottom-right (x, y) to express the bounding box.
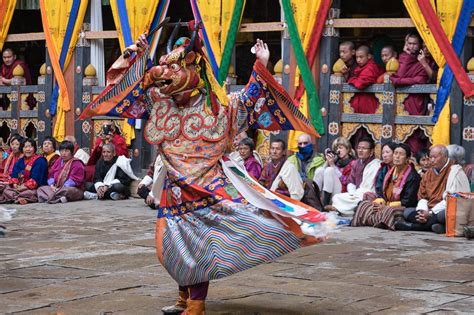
top-left (0, 198), bottom-right (473, 314)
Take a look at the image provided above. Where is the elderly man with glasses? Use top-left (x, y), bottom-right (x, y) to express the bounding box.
top-left (329, 137), bottom-right (381, 216)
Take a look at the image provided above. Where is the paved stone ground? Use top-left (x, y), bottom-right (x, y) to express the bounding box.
top-left (0, 198), bottom-right (473, 314)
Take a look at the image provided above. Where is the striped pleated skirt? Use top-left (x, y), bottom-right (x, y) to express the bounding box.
top-left (155, 200), bottom-right (301, 286)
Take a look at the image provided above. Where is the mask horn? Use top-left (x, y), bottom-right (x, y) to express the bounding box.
top-left (167, 19), bottom-right (181, 54)
top-left (184, 21), bottom-right (202, 55)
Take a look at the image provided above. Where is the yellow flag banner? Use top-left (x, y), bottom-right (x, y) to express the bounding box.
top-left (110, 0), bottom-right (162, 146)
top-left (40, 0), bottom-right (89, 141)
top-left (287, 0), bottom-right (322, 151)
top-left (0, 0), bottom-right (17, 51)
top-left (403, 0), bottom-right (463, 145)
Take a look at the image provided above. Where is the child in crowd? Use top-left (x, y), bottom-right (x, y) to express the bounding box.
top-left (347, 45), bottom-right (385, 114)
top-left (416, 149), bottom-right (431, 176)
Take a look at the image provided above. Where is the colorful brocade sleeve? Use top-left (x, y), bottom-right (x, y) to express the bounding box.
top-left (229, 60), bottom-right (318, 137)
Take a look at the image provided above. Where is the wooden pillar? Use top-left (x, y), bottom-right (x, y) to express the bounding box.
top-left (37, 63), bottom-right (52, 144)
top-left (380, 77), bottom-right (396, 145)
top-left (131, 121), bottom-right (143, 173)
top-left (9, 86), bottom-right (19, 136)
top-left (319, 1), bottom-right (341, 152)
top-left (462, 57), bottom-right (474, 163)
top-left (75, 30), bottom-right (92, 149)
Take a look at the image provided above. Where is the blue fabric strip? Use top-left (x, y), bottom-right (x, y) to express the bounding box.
top-left (433, 0), bottom-right (474, 123)
top-left (50, 0), bottom-right (82, 116)
top-left (115, 0), bottom-right (135, 126)
top-left (117, 0), bottom-right (133, 47)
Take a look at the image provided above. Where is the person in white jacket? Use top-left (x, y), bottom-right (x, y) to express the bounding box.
top-left (83, 144), bottom-right (138, 200)
top-left (137, 154), bottom-right (163, 209)
top-left (329, 137), bottom-right (381, 216)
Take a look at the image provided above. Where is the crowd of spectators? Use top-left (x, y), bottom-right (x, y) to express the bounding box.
top-left (231, 133), bottom-right (472, 235)
top-left (0, 121), bottom-right (136, 206)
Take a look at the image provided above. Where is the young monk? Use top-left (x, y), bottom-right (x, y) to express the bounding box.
top-left (338, 41), bottom-right (356, 80)
top-left (377, 45), bottom-right (398, 83)
top-left (347, 45), bottom-right (385, 114)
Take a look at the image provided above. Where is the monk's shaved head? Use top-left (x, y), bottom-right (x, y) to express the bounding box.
top-left (340, 41), bottom-right (355, 50)
top-left (382, 45), bottom-right (396, 54)
top-left (356, 45), bottom-right (371, 55)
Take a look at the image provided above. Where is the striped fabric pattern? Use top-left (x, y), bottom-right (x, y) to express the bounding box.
top-left (160, 201), bottom-right (301, 286)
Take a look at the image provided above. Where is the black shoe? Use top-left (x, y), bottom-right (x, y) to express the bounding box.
top-left (394, 221), bottom-right (413, 231)
top-left (431, 223), bottom-right (446, 234)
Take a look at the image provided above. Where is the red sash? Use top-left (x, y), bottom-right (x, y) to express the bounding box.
top-left (22, 154), bottom-right (41, 182)
top-left (1, 153), bottom-right (21, 178)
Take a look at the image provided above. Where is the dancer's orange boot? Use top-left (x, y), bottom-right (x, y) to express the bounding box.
top-left (161, 290), bottom-right (188, 314)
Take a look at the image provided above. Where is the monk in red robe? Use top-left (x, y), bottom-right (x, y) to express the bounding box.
top-left (348, 46), bottom-right (384, 114)
top-left (338, 41), bottom-right (357, 81)
top-left (389, 33), bottom-right (429, 115)
top-left (376, 45), bottom-right (398, 83)
top-left (0, 48), bottom-right (36, 109)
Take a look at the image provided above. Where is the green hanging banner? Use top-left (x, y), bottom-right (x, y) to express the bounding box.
top-left (281, 0), bottom-right (325, 135)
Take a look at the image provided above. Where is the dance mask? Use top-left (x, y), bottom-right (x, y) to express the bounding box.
top-left (148, 23), bottom-right (204, 102)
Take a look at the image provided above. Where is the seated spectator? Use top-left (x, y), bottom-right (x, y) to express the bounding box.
top-left (395, 145), bottom-right (470, 233)
top-left (0, 138), bottom-right (47, 204)
top-left (447, 144), bottom-right (473, 190)
top-left (230, 137), bottom-right (263, 179)
top-left (137, 154), bottom-right (163, 209)
top-left (348, 45), bottom-right (384, 114)
top-left (376, 45), bottom-right (398, 83)
top-left (288, 133), bottom-right (324, 182)
top-left (0, 48), bottom-right (36, 109)
top-left (367, 142), bottom-right (397, 200)
top-left (259, 139), bottom-right (304, 200)
top-left (415, 149), bottom-right (431, 177)
top-left (0, 134), bottom-right (23, 185)
top-left (389, 32), bottom-right (429, 115)
top-left (63, 135), bottom-right (90, 165)
top-left (37, 141), bottom-right (85, 204)
top-left (447, 144), bottom-right (466, 166)
top-left (314, 137), bottom-right (355, 206)
top-left (84, 143), bottom-right (137, 200)
top-left (328, 137), bottom-right (381, 216)
top-left (352, 144), bottom-right (421, 230)
top-left (287, 133), bottom-right (325, 209)
top-left (87, 121), bottom-right (129, 166)
top-left (42, 136), bottom-right (59, 173)
top-left (337, 41), bottom-right (356, 81)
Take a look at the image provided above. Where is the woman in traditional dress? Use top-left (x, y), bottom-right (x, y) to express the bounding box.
top-left (37, 140), bottom-right (85, 204)
top-left (1, 138), bottom-right (48, 204)
top-left (314, 137), bottom-right (355, 206)
top-left (364, 141), bottom-right (397, 201)
top-left (0, 134), bottom-right (23, 192)
top-left (351, 143), bottom-right (421, 230)
top-left (235, 137), bottom-right (262, 179)
top-left (42, 136), bottom-right (59, 173)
